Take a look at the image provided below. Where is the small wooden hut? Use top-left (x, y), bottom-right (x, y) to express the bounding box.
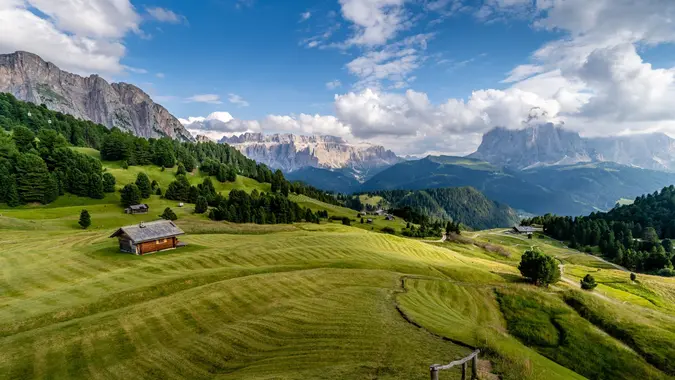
top-left (110, 220), bottom-right (185, 255)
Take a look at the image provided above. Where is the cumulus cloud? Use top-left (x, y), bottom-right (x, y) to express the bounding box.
top-left (0, 1), bottom-right (185, 75)
top-left (300, 11), bottom-right (311, 22)
top-left (186, 94), bottom-right (223, 104)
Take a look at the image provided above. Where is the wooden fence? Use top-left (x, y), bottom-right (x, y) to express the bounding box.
top-left (430, 349), bottom-right (479, 380)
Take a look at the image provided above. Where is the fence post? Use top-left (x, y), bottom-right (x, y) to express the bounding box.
top-left (461, 362), bottom-right (466, 380)
top-left (430, 365), bottom-right (439, 380)
top-left (471, 354), bottom-right (478, 380)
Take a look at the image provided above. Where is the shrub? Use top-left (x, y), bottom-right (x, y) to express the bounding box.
top-left (381, 227), bottom-right (395, 234)
top-left (341, 217), bottom-right (351, 226)
top-left (518, 249), bottom-right (560, 286)
top-left (160, 207), bottom-right (178, 221)
top-left (78, 209), bottom-right (91, 229)
top-left (656, 268), bottom-right (675, 277)
top-left (121, 160), bottom-right (129, 169)
top-left (630, 272), bottom-right (637, 282)
top-left (580, 274), bottom-right (598, 290)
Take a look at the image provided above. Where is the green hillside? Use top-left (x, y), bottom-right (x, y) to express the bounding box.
top-left (2, 159), bottom-right (675, 379)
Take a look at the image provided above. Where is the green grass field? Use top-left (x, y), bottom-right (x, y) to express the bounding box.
top-left (2, 158), bottom-right (675, 379)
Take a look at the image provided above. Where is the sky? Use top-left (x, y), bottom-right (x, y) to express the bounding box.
top-left (2, 0), bottom-right (675, 156)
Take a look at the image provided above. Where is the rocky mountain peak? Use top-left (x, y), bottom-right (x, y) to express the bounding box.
top-left (469, 124), bottom-right (675, 171)
top-left (0, 51), bottom-right (193, 142)
top-left (220, 132), bottom-right (402, 179)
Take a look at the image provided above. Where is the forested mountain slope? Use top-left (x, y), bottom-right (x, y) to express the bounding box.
top-left (367, 187), bottom-right (519, 230)
top-left (362, 155), bottom-right (675, 216)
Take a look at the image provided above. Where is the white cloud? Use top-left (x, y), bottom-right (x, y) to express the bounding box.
top-left (339, 0), bottom-right (409, 46)
top-left (326, 80), bottom-right (342, 90)
top-left (186, 94), bottom-right (223, 104)
top-left (346, 33), bottom-right (432, 89)
top-left (25, 0), bottom-right (140, 39)
top-left (300, 11), bottom-right (311, 22)
top-left (156, 72), bottom-right (165, 79)
top-left (124, 66), bottom-right (148, 74)
top-left (0, 1), bottom-right (184, 76)
top-left (228, 93), bottom-right (250, 107)
top-left (146, 7), bottom-right (188, 24)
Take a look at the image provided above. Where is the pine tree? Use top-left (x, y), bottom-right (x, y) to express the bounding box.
top-left (195, 196), bottom-right (208, 214)
top-left (120, 184), bottom-right (141, 208)
top-left (102, 172), bottom-right (116, 193)
top-left (580, 274), bottom-right (597, 290)
top-left (135, 173), bottom-right (151, 199)
top-left (12, 126), bottom-right (36, 153)
top-left (160, 207), bottom-right (178, 221)
top-left (79, 209), bottom-right (91, 229)
top-left (88, 173), bottom-right (104, 199)
top-left (188, 186), bottom-right (199, 204)
top-left (176, 162), bottom-right (187, 176)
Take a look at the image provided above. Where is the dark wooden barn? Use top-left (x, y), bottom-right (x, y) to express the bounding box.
top-left (124, 204), bottom-right (149, 214)
top-left (110, 220), bottom-right (185, 255)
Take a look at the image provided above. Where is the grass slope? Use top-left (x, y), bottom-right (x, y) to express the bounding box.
top-left (2, 155), bottom-right (675, 379)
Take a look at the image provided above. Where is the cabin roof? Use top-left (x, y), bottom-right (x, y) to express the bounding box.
top-left (125, 204), bottom-right (149, 210)
top-left (109, 220), bottom-right (184, 244)
top-left (514, 225), bottom-right (537, 233)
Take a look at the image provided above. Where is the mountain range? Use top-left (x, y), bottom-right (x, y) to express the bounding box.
top-left (470, 123), bottom-right (675, 171)
top-left (220, 132), bottom-right (402, 182)
top-left (0, 51), bottom-right (193, 141)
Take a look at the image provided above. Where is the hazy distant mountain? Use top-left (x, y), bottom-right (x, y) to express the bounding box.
top-left (361, 155), bottom-right (675, 216)
top-left (0, 51), bottom-right (193, 141)
top-left (220, 132), bottom-right (402, 182)
top-left (469, 124), bottom-right (675, 171)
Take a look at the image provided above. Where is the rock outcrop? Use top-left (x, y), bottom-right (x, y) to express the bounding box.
top-left (0, 51), bottom-right (193, 141)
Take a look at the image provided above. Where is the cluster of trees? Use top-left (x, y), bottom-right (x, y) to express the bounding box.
top-left (523, 187), bottom-right (675, 276)
top-left (0, 93), bottom-right (109, 149)
top-left (0, 127), bottom-right (111, 205)
top-left (209, 189), bottom-right (321, 224)
top-left (401, 222), bottom-right (443, 238)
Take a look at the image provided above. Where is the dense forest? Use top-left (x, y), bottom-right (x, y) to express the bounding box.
top-left (523, 186), bottom-right (675, 276)
top-left (360, 187), bottom-right (519, 230)
top-left (0, 93), bottom-right (340, 209)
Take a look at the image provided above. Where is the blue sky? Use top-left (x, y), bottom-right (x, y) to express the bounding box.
top-left (2, 0), bottom-right (675, 155)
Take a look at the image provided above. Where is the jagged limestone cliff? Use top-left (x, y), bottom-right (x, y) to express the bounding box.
top-left (0, 51), bottom-right (193, 141)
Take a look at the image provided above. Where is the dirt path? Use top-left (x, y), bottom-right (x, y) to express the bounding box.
top-left (558, 264), bottom-right (613, 302)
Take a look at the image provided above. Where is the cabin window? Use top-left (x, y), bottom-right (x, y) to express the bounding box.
top-left (156, 239), bottom-right (168, 244)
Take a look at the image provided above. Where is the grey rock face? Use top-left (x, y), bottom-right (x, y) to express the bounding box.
top-left (470, 124), bottom-right (675, 171)
top-left (0, 51), bottom-right (193, 141)
top-left (220, 132), bottom-right (402, 180)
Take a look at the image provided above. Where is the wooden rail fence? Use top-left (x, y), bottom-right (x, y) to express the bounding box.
top-left (430, 349), bottom-right (479, 380)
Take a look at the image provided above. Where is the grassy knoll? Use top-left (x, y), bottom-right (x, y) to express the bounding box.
top-left (2, 161), bottom-right (675, 379)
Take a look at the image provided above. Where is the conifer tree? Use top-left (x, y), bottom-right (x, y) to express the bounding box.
top-left (120, 184), bottom-right (141, 208)
top-left (160, 207), bottom-right (178, 221)
top-left (195, 196), bottom-right (208, 214)
top-left (79, 209), bottom-right (91, 229)
top-left (176, 162), bottom-right (187, 176)
top-left (135, 173), bottom-right (152, 199)
top-left (102, 173), bottom-right (116, 193)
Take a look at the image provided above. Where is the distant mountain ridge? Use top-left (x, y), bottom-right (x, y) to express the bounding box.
top-left (361, 155), bottom-right (675, 216)
top-left (220, 132), bottom-right (402, 181)
top-left (0, 51), bottom-right (193, 141)
top-left (470, 124), bottom-right (675, 171)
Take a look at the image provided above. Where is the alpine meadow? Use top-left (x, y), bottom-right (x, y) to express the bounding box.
top-left (4, 1), bottom-right (675, 379)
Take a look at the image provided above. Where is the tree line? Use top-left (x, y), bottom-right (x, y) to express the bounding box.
top-left (0, 94), bottom-right (343, 208)
top-left (523, 186), bottom-right (675, 276)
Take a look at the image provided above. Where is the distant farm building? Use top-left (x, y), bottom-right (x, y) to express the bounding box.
top-left (367, 219), bottom-right (373, 224)
top-left (124, 204), bottom-right (149, 214)
top-left (385, 214), bottom-right (395, 221)
top-left (110, 220), bottom-right (185, 255)
top-left (513, 225), bottom-right (537, 235)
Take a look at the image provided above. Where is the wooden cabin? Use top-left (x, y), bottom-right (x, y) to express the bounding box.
top-left (110, 220), bottom-right (185, 255)
top-left (124, 204), bottom-right (149, 214)
top-left (513, 225), bottom-right (537, 235)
